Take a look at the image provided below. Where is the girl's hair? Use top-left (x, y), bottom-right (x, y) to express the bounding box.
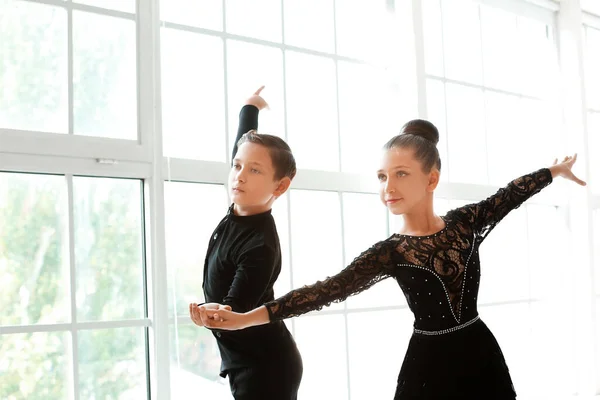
top-left (237, 130), bottom-right (297, 180)
top-left (383, 119), bottom-right (441, 172)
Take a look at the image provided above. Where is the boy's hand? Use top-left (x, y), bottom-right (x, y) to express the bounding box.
top-left (189, 303), bottom-right (232, 327)
top-left (245, 86), bottom-right (269, 111)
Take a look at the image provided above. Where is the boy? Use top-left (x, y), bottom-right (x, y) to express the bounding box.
top-left (190, 87), bottom-right (302, 400)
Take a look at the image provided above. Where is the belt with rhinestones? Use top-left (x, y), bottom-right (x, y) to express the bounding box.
top-left (413, 315), bottom-right (481, 336)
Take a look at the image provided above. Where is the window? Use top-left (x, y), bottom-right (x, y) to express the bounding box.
top-left (0, 173), bottom-right (148, 399)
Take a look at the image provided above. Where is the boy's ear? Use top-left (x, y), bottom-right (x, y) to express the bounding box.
top-left (274, 177), bottom-right (292, 198)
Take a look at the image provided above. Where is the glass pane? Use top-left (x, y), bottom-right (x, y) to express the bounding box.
top-left (74, 0), bottom-right (135, 13)
top-left (478, 208), bottom-right (529, 304)
top-left (338, 61), bottom-right (405, 174)
top-left (161, 29), bottom-right (225, 161)
top-left (343, 193), bottom-right (401, 309)
top-left (480, 303), bottom-right (532, 397)
top-left (425, 79), bottom-right (449, 183)
top-left (582, 0), bottom-right (600, 16)
top-left (226, 0), bottom-right (282, 42)
top-left (226, 40), bottom-right (285, 157)
top-left (73, 12), bottom-right (137, 139)
top-left (586, 27), bottom-right (600, 110)
top-left (595, 210), bottom-right (600, 295)
top-left (160, 0), bottom-right (223, 30)
top-left (589, 112), bottom-right (600, 194)
top-left (484, 91), bottom-right (524, 185)
top-left (78, 327), bottom-right (147, 399)
top-left (0, 173), bottom-right (70, 326)
top-left (285, 51), bottom-right (339, 171)
top-left (527, 205), bottom-right (569, 301)
top-left (74, 177), bottom-right (144, 322)
top-left (165, 183), bottom-right (228, 317)
top-left (169, 323), bottom-right (230, 399)
top-left (290, 190), bottom-right (344, 311)
top-left (445, 83), bottom-right (487, 184)
top-left (284, 0), bottom-right (335, 53)
top-left (518, 18), bottom-right (556, 98)
top-left (271, 193), bottom-right (292, 296)
top-left (0, 332), bottom-right (72, 399)
top-left (480, 6), bottom-right (519, 93)
top-left (0, 2), bottom-right (68, 133)
top-left (347, 309), bottom-right (414, 399)
top-left (441, 0), bottom-right (482, 85)
top-left (529, 300), bottom-right (575, 397)
top-left (335, 0), bottom-right (397, 63)
top-left (422, 0), bottom-right (444, 76)
top-left (517, 98), bottom-right (560, 173)
top-left (294, 314), bottom-right (348, 399)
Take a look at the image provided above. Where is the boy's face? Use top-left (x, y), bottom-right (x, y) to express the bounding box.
top-left (229, 142), bottom-right (288, 215)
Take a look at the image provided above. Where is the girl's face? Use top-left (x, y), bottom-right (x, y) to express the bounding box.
top-left (377, 146), bottom-right (439, 215)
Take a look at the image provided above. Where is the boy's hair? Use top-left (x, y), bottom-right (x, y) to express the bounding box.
top-left (237, 130), bottom-right (297, 180)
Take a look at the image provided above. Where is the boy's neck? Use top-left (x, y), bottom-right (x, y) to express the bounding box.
top-left (232, 203), bottom-right (273, 216)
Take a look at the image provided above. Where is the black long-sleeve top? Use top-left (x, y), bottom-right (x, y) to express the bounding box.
top-left (265, 168), bottom-right (553, 333)
top-left (202, 105), bottom-right (297, 375)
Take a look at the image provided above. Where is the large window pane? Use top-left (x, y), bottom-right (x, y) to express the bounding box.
top-left (480, 6), bottom-right (519, 92)
top-left (343, 193), bottom-right (402, 309)
top-left (518, 18), bottom-right (556, 98)
top-left (169, 324), bottom-right (230, 399)
top-left (294, 314), bottom-right (348, 400)
top-left (74, 177), bottom-right (144, 322)
top-left (347, 309), bottom-right (413, 399)
top-left (582, 0), bottom-right (600, 17)
top-left (485, 91), bottom-right (523, 185)
top-left (160, 0), bottom-right (223, 31)
top-left (585, 27), bottom-right (600, 110)
top-left (422, 0), bottom-right (444, 77)
top-left (290, 190), bottom-right (344, 310)
top-left (0, 2), bottom-right (68, 133)
top-left (335, 0), bottom-right (398, 64)
top-left (161, 30), bottom-right (225, 161)
top-left (271, 194), bottom-right (292, 296)
top-left (595, 210), bottom-right (600, 295)
top-left (165, 183), bottom-right (227, 317)
top-left (0, 332), bottom-right (72, 399)
top-left (589, 112), bottom-right (600, 195)
top-left (285, 52), bottom-right (339, 171)
top-left (338, 61), bottom-right (405, 174)
top-left (78, 327), bottom-right (147, 399)
top-left (527, 205), bottom-right (569, 301)
top-left (0, 173), bottom-right (70, 326)
top-left (226, 40), bottom-right (285, 154)
top-left (517, 98), bottom-right (560, 173)
top-left (478, 207), bottom-right (529, 304)
top-left (74, 0), bottom-right (136, 13)
top-left (284, 0), bottom-right (335, 53)
top-left (426, 79), bottom-right (449, 183)
top-left (165, 183), bottom-right (229, 396)
top-left (445, 84), bottom-right (487, 184)
top-left (441, 0), bottom-right (482, 85)
top-left (73, 12), bottom-right (137, 139)
top-left (226, 0), bottom-right (282, 42)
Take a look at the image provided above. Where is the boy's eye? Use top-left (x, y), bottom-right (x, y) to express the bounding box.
top-left (377, 174), bottom-right (386, 181)
top-left (251, 169), bottom-right (260, 174)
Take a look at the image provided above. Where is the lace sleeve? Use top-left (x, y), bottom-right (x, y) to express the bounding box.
top-left (455, 168), bottom-right (552, 239)
top-left (265, 240), bottom-right (393, 321)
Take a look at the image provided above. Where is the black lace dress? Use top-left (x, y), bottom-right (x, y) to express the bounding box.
top-left (265, 168), bottom-right (553, 399)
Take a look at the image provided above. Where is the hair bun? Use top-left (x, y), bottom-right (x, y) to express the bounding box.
top-left (400, 119), bottom-right (439, 145)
